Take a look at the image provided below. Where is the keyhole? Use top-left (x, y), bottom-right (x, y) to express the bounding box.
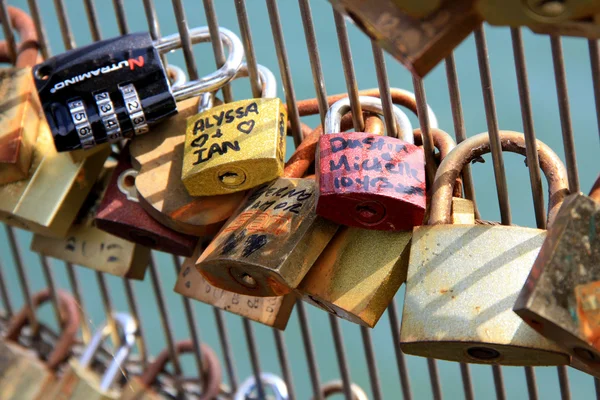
top-left (218, 168), bottom-right (246, 187)
top-left (467, 346), bottom-right (501, 361)
top-left (574, 347), bottom-right (600, 363)
top-left (353, 201), bottom-right (385, 225)
top-left (356, 204), bottom-right (378, 219)
top-left (525, 0), bottom-right (568, 18)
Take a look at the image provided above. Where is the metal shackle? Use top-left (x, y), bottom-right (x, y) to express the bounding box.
top-left (325, 95), bottom-right (414, 144)
top-left (234, 373), bottom-right (289, 400)
top-left (0, 6), bottom-right (39, 67)
top-left (391, 87), bottom-right (439, 129)
top-left (167, 64), bottom-right (187, 88)
top-left (317, 380), bottom-right (369, 400)
top-left (154, 27), bottom-right (244, 101)
top-left (79, 312), bottom-right (138, 392)
top-left (429, 130), bottom-right (569, 226)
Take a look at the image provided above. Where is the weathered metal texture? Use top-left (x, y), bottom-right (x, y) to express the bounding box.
top-left (182, 98), bottom-right (287, 196)
top-left (389, 0), bottom-right (442, 18)
top-left (514, 175), bottom-right (600, 375)
top-left (95, 145), bottom-right (199, 256)
top-left (50, 359), bottom-right (121, 399)
top-left (0, 122), bottom-right (110, 237)
top-left (326, 0), bottom-right (482, 77)
top-left (130, 97), bottom-right (245, 236)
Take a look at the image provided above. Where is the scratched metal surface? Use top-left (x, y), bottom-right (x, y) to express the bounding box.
top-left (0, 1), bottom-right (599, 399)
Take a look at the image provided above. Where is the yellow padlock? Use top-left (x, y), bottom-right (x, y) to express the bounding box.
top-left (182, 63), bottom-right (287, 196)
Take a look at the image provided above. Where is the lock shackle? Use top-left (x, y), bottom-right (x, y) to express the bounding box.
top-left (317, 380), bottom-right (369, 400)
top-left (167, 64), bottom-right (187, 88)
top-left (234, 372), bottom-right (289, 400)
top-left (154, 27), bottom-right (244, 101)
top-left (590, 174), bottom-right (600, 203)
top-left (0, 6), bottom-right (39, 67)
top-left (139, 340), bottom-right (222, 400)
top-left (429, 131), bottom-right (569, 226)
top-left (4, 288), bottom-right (80, 370)
top-left (79, 312), bottom-right (137, 391)
top-left (325, 96), bottom-right (414, 143)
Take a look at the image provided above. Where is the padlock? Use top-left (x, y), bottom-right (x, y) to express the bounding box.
top-left (0, 288), bottom-right (80, 399)
top-left (31, 164), bottom-right (151, 279)
top-left (32, 26), bottom-right (243, 152)
top-left (316, 95), bottom-right (426, 231)
top-left (514, 175), bottom-right (600, 376)
top-left (317, 380), bottom-right (369, 400)
top-left (0, 113), bottom-right (110, 237)
top-left (51, 312), bottom-right (137, 399)
top-left (94, 144), bottom-right (199, 256)
top-left (234, 373), bottom-right (289, 400)
top-left (400, 130), bottom-right (571, 366)
top-left (120, 340), bottom-right (221, 400)
top-left (182, 62), bottom-right (287, 196)
top-left (327, 0), bottom-right (482, 77)
top-left (0, 6), bottom-right (42, 185)
top-left (174, 244), bottom-right (296, 329)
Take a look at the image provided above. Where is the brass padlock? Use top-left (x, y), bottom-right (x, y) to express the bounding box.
top-left (182, 63), bottom-right (287, 196)
top-left (174, 245), bottom-right (296, 329)
top-left (0, 289), bottom-right (80, 399)
top-left (51, 312), bottom-right (137, 399)
top-left (327, 0), bottom-right (482, 77)
top-left (400, 130), bottom-right (571, 366)
top-left (0, 6), bottom-right (42, 185)
top-left (120, 340), bottom-right (221, 400)
top-left (31, 164), bottom-right (151, 279)
top-left (514, 175), bottom-right (600, 376)
top-left (95, 144), bottom-right (199, 257)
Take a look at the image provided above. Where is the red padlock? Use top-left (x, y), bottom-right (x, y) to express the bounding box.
top-left (316, 95), bottom-right (426, 231)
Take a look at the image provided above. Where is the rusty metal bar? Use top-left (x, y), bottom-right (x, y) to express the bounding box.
top-left (459, 363), bottom-right (475, 400)
top-left (213, 308), bottom-right (239, 392)
top-left (372, 43), bottom-right (398, 140)
top-left (557, 365), bottom-right (571, 400)
top-left (203, 0), bottom-right (233, 102)
top-left (234, 0), bottom-right (262, 99)
top-left (361, 326), bottom-right (383, 400)
top-left (39, 255), bottom-right (63, 333)
top-left (6, 226), bottom-right (37, 332)
top-left (0, 1), bottom-right (17, 64)
top-left (0, 259), bottom-right (13, 318)
top-left (492, 365), bottom-right (507, 400)
top-left (112, 0), bottom-right (129, 35)
top-left (589, 40), bottom-right (600, 142)
top-left (524, 367), bottom-right (539, 400)
top-left (172, 0), bottom-right (199, 81)
top-left (123, 279), bottom-right (148, 368)
top-left (65, 262), bottom-right (90, 343)
top-left (274, 329), bottom-right (296, 400)
top-left (83, 0), bottom-right (101, 41)
top-left (427, 358), bottom-right (443, 400)
top-left (243, 319), bottom-right (266, 399)
top-left (53, 0), bottom-right (76, 50)
top-left (26, 0), bottom-right (50, 58)
top-left (412, 74), bottom-right (437, 188)
top-left (142, 0), bottom-right (168, 74)
top-left (387, 301), bottom-right (413, 400)
top-left (297, 301), bottom-right (323, 400)
top-left (329, 315), bottom-right (354, 400)
top-left (95, 271), bottom-right (120, 347)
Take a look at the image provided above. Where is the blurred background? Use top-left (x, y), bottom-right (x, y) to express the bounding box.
top-left (0, 0), bottom-right (599, 398)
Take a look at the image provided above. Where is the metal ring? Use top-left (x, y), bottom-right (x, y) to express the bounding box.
top-left (318, 380), bottom-right (369, 400)
top-left (391, 88), bottom-right (439, 129)
top-left (233, 373), bottom-right (289, 400)
top-left (167, 64), bottom-right (187, 88)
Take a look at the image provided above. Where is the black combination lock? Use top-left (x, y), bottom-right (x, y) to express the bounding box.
top-left (32, 28), bottom-right (244, 152)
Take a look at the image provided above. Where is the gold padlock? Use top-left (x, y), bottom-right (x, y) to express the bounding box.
top-left (0, 289), bottom-right (80, 399)
top-left (120, 340), bottom-right (221, 400)
top-left (400, 130), bottom-right (571, 366)
top-left (514, 175), bottom-right (600, 376)
top-left (31, 164), bottom-right (151, 279)
top-left (51, 313), bottom-right (137, 399)
top-left (478, 0), bottom-right (600, 27)
top-left (182, 63), bottom-right (287, 196)
top-left (174, 245), bottom-right (296, 329)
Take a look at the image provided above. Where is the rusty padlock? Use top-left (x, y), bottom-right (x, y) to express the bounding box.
top-left (0, 289), bottom-right (80, 399)
top-left (120, 340), bottom-right (221, 400)
top-left (316, 95), bottom-right (427, 231)
top-left (0, 6), bottom-right (42, 185)
top-left (95, 144), bottom-right (199, 257)
top-left (400, 130), bottom-right (571, 366)
top-left (514, 175), bottom-right (600, 376)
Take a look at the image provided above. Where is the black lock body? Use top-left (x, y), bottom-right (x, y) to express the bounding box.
top-left (33, 32), bottom-right (177, 152)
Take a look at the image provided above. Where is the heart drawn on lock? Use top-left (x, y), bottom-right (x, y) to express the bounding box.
top-left (237, 120), bottom-right (256, 135)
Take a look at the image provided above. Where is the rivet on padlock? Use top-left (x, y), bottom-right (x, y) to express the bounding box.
top-left (197, 124), bottom-right (339, 297)
top-left (0, 289), bottom-right (80, 400)
top-left (515, 174), bottom-right (600, 376)
top-left (234, 373), bottom-right (289, 400)
top-left (400, 130), bottom-right (571, 366)
top-left (33, 27), bottom-right (243, 152)
top-left (0, 6), bottom-right (42, 185)
top-left (316, 95), bottom-right (427, 231)
top-left (94, 144), bottom-right (199, 257)
top-left (120, 340), bottom-right (222, 400)
top-left (51, 313), bottom-right (137, 399)
top-left (182, 62), bottom-right (287, 196)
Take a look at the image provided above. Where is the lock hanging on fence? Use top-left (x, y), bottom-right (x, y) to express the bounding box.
top-left (0, 289), bottom-right (80, 400)
top-left (514, 174), bottom-right (600, 376)
top-left (400, 130), bottom-right (572, 366)
top-left (234, 373), bottom-right (289, 400)
top-left (32, 27), bottom-right (243, 152)
top-left (182, 62), bottom-right (287, 196)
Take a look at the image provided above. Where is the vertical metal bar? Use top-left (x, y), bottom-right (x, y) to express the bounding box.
top-left (474, 25), bottom-right (511, 225)
top-left (459, 363), bottom-right (475, 400)
top-left (492, 365), bottom-right (507, 400)
top-left (427, 358), bottom-right (443, 400)
top-left (234, 0), bottom-right (262, 99)
top-left (123, 280), bottom-right (148, 368)
top-left (557, 366), bottom-right (571, 400)
top-left (298, 0), bottom-right (328, 126)
top-left (26, 0), bottom-right (50, 59)
top-left (550, 35), bottom-right (580, 193)
top-left (243, 319), bottom-right (266, 400)
top-left (266, 0), bottom-right (303, 147)
top-left (203, 0), bottom-right (234, 103)
top-left (412, 74), bottom-right (437, 187)
top-left (444, 53), bottom-right (480, 219)
top-left (588, 40), bottom-right (600, 142)
top-left (0, 1), bottom-right (17, 65)
top-left (524, 367), bottom-right (539, 400)
top-left (594, 378), bottom-right (600, 399)
top-left (372, 43), bottom-right (398, 140)
top-left (361, 326), bottom-right (383, 400)
top-left (0, 260), bottom-right (13, 318)
top-left (387, 301), bottom-right (413, 400)
top-left (39, 256), bottom-right (63, 333)
top-left (6, 226), bottom-right (37, 332)
top-left (83, 0), bottom-right (101, 41)
top-left (112, 0), bottom-right (129, 35)
top-left (65, 262), bottom-right (91, 343)
top-left (53, 0), bottom-right (76, 50)
top-left (297, 301), bottom-right (323, 400)
top-left (213, 308), bottom-right (239, 393)
top-left (333, 10), bottom-right (364, 132)
top-left (273, 329), bottom-right (296, 400)
top-left (171, 0), bottom-right (200, 81)
top-left (142, 0), bottom-right (168, 68)
top-left (96, 271), bottom-right (120, 347)
top-left (329, 315), bottom-right (354, 400)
